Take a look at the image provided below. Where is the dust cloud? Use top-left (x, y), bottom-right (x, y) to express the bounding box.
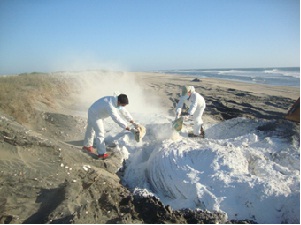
top-left (58, 70), bottom-right (166, 117)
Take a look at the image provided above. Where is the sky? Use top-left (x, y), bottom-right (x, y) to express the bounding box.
top-left (0, 0), bottom-right (300, 74)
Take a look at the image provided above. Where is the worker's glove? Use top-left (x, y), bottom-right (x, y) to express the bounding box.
top-left (125, 127), bottom-right (130, 131)
top-left (183, 115), bottom-right (192, 121)
top-left (130, 120), bottom-right (139, 128)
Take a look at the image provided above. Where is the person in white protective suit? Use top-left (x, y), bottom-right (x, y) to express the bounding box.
top-left (176, 86), bottom-right (206, 137)
top-left (83, 94), bottom-right (136, 159)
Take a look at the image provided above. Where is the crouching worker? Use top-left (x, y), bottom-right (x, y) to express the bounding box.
top-left (83, 94), bottom-right (135, 159)
top-left (176, 86), bottom-right (206, 138)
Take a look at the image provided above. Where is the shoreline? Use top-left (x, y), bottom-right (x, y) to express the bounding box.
top-left (151, 66), bottom-right (300, 88)
top-left (134, 71), bottom-right (300, 99)
top-left (161, 73), bottom-right (300, 88)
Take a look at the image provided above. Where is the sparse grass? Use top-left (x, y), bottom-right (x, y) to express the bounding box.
top-left (0, 73), bottom-right (73, 123)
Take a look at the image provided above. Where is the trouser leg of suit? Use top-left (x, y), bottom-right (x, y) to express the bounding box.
top-left (94, 119), bottom-right (106, 155)
top-left (193, 107), bottom-right (205, 135)
top-left (84, 110), bottom-right (106, 154)
top-left (84, 110), bottom-right (95, 147)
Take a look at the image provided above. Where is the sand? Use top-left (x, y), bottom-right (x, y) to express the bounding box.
top-left (0, 71), bottom-right (299, 224)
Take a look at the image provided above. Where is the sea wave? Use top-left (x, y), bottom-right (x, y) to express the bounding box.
top-left (264, 68), bottom-right (300, 78)
top-left (160, 67), bottom-right (300, 87)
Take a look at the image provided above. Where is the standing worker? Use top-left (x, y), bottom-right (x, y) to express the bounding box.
top-left (175, 86), bottom-right (206, 138)
top-left (83, 94), bottom-right (136, 159)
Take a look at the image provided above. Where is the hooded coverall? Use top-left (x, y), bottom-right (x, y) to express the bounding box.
top-left (84, 96), bottom-right (133, 155)
top-left (176, 90), bottom-right (206, 135)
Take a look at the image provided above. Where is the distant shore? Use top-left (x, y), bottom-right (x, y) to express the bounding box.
top-left (134, 71), bottom-right (300, 98)
top-left (153, 67), bottom-right (300, 87)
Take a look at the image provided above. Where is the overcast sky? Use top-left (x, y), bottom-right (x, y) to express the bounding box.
top-left (0, 0), bottom-right (299, 74)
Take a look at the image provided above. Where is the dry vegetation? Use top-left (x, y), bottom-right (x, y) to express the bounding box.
top-left (0, 73), bottom-right (73, 123)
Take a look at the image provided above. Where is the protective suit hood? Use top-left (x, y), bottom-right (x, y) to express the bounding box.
top-left (181, 86), bottom-right (196, 96)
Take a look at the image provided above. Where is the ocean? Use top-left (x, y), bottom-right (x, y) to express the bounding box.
top-left (159, 67), bottom-right (300, 87)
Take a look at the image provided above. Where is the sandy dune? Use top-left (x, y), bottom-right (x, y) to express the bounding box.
top-left (0, 71), bottom-right (299, 223)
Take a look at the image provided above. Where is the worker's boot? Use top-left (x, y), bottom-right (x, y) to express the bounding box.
top-left (98, 153), bottom-right (110, 159)
top-left (200, 126), bottom-right (205, 138)
top-left (82, 146), bottom-right (95, 153)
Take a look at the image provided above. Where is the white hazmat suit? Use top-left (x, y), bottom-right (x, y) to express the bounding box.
top-left (176, 86), bottom-right (206, 136)
top-left (84, 95), bottom-right (133, 155)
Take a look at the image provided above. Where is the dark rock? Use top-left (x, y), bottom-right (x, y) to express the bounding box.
top-left (192, 78), bottom-right (201, 82)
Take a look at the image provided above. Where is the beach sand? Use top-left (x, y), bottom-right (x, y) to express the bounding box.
top-left (0, 71), bottom-right (299, 223)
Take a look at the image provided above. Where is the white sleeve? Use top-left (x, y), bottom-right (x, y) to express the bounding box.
top-left (176, 96), bottom-right (187, 115)
top-left (119, 107), bottom-right (133, 122)
top-left (109, 106), bottom-right (128, 129)
top-left (176, 108), bottom-right (182, 116)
